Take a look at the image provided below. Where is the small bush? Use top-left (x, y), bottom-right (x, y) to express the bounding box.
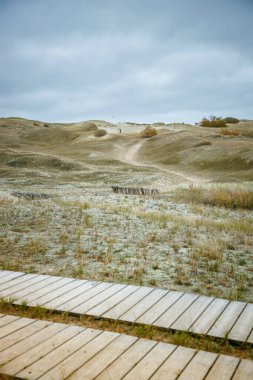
top-left (200, 116), bottom-right (227, 128)
top-left (140, 127), bottom-right (157, 138)
top-left (94, 129), bottom-right (107, 137)
top-left (223, 117), bottom-right (240, 124)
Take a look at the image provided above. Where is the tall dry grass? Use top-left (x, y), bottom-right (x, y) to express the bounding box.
top-left (174, 186), bottom-right (253, 210)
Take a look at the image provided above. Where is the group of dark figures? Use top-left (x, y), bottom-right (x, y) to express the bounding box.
top-left (111, 186), bottom-right (159, 195)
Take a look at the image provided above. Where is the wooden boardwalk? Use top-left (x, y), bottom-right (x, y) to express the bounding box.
top-left (0, 270), bottom-right (252, 344)
top-left (0, 313), bottom-right (252, 379)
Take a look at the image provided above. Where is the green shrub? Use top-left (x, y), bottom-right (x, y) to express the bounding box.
top-left (223, 117), bottom-right (240, 124)
top-left (94, 129), bottom-right (107, 137)
top-left (140, 127), bottom-right (157, 138)
top-left (200, 116), bottom-right (227, 128)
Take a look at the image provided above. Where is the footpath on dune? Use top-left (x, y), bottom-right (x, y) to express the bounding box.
top-left (118, 139), bottom-right (209, 187)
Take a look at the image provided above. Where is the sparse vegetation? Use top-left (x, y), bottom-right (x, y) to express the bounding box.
top-left (223, 117), bottom-right (240, 124)
top-left (94, 128), bottom-right (107, 137)
top-left (220, 128), bottom-right (240, 136)
top-left (140, 126), bottom-right (157, 138)
top-left (200, 116), bottom-right (228, 128)
top-left (173, 186), bottom-right (253, 210)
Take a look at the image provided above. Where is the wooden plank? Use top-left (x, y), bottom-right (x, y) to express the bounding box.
top-left (228, 304), bottom-right (253, 342)
top-left (1, 325), bottom-right (82, 376)
top-left (42, 280), bottom-right (99, 309)
top-left (171, 295), bottom-right (214, 332)
top-left (0, 274), bottom-right (50, 298)
top-left (9, 276), bottom-right (62, 301)
top-left (14, 277), bottom-right (74, 305)
top-left (55, 282), bottom-right (114, 312)
top-left (0, 317), bottom-right (34, 340)
top-left (68, 334), bottom-right (140, 380)
top-left (208, 301), bottom-right (247, 338)
top-left (86, 284), bottom-right (139, 317)
top-left (136, 290), bottom-right (183, 325)
top-left (70, 283), bottom-right (127, 314)
top-left (0, 271), bottom-right (13, 279)
top-left (15, 328), bottom-right (101, 380)
top-left (0, 271), bottom-right (25, 285)
top-left (0, 319), bottom-right (51, 352)
top-left (102, 341), bottom-right (175, 380)
top-left (39, 331), bottom-right (119, 380)
top-left (246, 328), bottom-right (253, 344)
top-left (177, 350), bottom-right (218, 380)
top-left (20, 279), bottom-right (87, 307)
top-left (154, 293), bottom-right (199, 329)
top-left (0, 322), bottom-right (66, 367)
top-left (103, 286), bottom-right (154, 320)
top-left (205, 354), bottom-right (239, 380)
top-left (232, 359), bottom-right (253, 380)
top-left (190, 298), bottom-right (229, 335)
top-left (0, 315), bottom-right (20, 330)
top-left (150, 346), bottom-right (196, 380)
top-left (0, 273), bottom-right (34, 292)
top-left (120, 288), bottom-right (169, 323)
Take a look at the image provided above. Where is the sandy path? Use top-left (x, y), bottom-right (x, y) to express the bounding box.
top-left (118, 139), bottom-right (209, 187)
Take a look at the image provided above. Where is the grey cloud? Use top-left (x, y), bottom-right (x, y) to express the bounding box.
top-left (0, 0), bottom-right (252, 123)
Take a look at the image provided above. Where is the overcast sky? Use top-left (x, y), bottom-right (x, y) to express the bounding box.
top-left (0, 0), bottom-right (252, 123)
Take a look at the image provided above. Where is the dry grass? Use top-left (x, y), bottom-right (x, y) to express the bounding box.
top-left (140, 126), bottom-right (157, 138)
top-left (173, 186), bottom-right (253, 210)
top-left (220, 129), bottom-right (240, 136)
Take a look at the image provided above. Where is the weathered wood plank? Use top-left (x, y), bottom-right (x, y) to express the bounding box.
top-left (205, 354), bottom-right (240, 380)
top-left (246, 328), bottom-right (253, 344)
top-left (0, 271), bottom-right (13, 279)
top-left (0, 315), bottom-right (20, 331)
top-left (150, 346), bottom-right (196, 380)
top-left (171, 295), bottom-right (214, 332)
top-left (55, 282), bottom-right (114, 312)
top-left (190, 298), bottom-right (229, 335)
top-left (177, 350), bottom-right (218, 380)
top-left (116, 342), bottom-right (176, 380)
top-left (0, 273), bottom-right (35, 292)
top-left (39, 331), bottom-right (119, 380)
top-left (208, 301), bottom-right (246, 338)
top-left (103, 286), bottom-right (154, 320)
top-left (20, 279), bottom-right (87, 307)
top-left (120, 288), bottom-right (169, 323)
top-left (15, 277), bottom-right (74, 306)
top-left (96, 338), bottom-right (158, 380)
top-left (232, 359), bottom-right (253, 380)
top-left (154, 293), bottom-right (199, 328)
top-left (228, 303), bottom-right (253, 342)
top-left (0, 317), bottom-right (33, 340)
top-left (86, 284), bottom-right (139, 317)
top-left (9, 276), bottom-right (63, 302)
top-left (0, 272), bottom-right (25, 285)
top-left (15, 328), bottom-right (101, 380)
top-left (0, 319), bottom-right (51, 352)
top-left (68, 334), bottom-right (141, 380)
top-left (136, 290), bottom-right (183, 325)
top-left (70, 283), bottom-right (127, 314)
top-left (2, 325), bottom-right (82, 377)
top-left (42, 280), bottom-right (99, 309)
top-left (0, 322), bottom-right (65, 367)
top-left (0, 274), bottom-right (50, 298)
